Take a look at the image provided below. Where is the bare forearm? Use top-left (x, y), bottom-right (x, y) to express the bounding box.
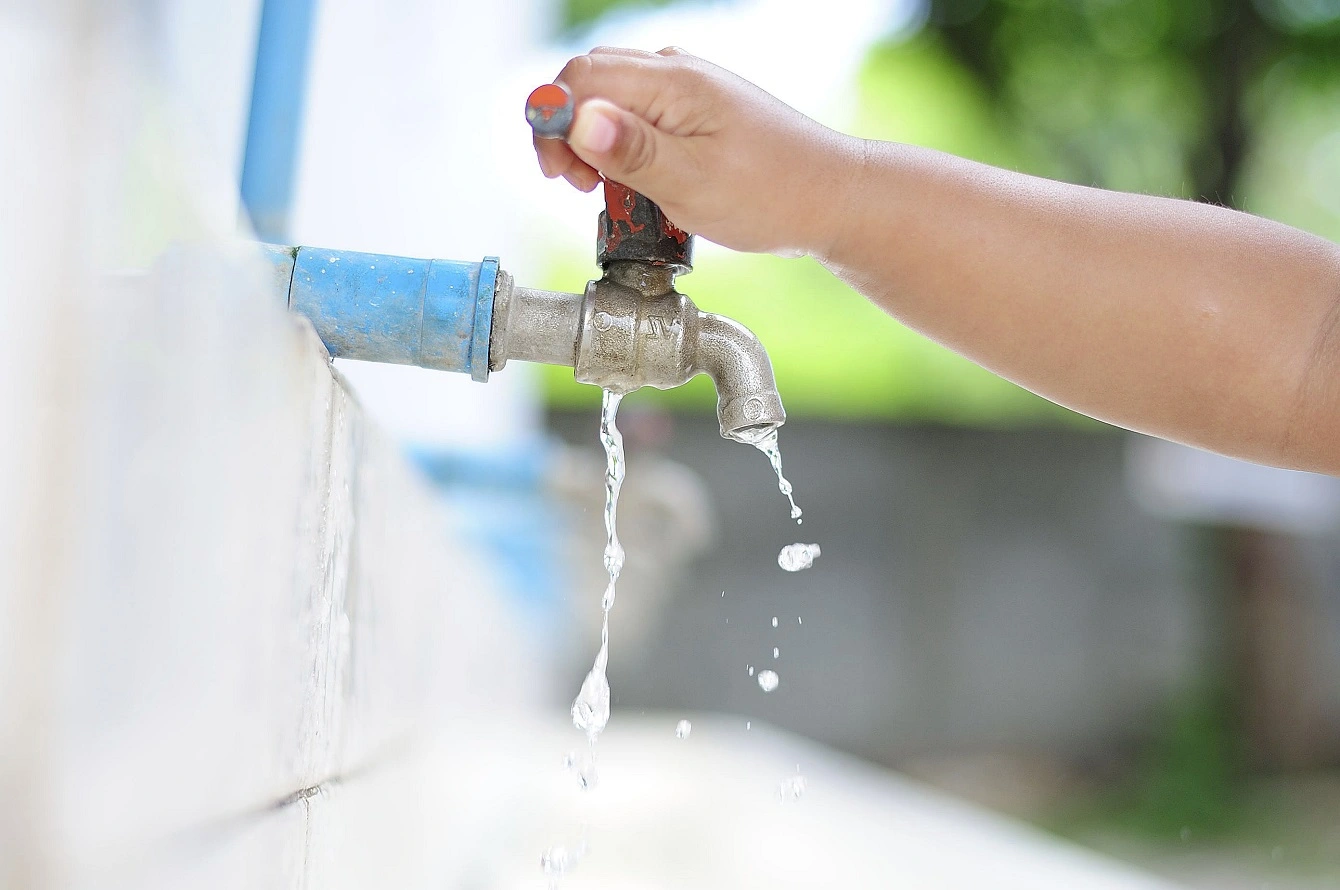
top-left (819, 139), bottom-right (1340, 472)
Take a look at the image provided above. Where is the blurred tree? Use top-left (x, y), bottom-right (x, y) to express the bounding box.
top-left (559, 0), bottom-right (676, 33)
top-left (923, 0), bottom-right (1340, 206)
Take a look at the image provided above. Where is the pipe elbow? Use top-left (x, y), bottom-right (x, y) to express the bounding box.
top-left (694, 312), bottom-right (786, 441)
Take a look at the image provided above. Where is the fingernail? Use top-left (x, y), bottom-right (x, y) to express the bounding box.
top-left (572, 106), bottom-right (618, 155)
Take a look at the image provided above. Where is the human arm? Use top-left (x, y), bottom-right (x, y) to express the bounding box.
top-left (536, 48), bottom-right (1340, 473)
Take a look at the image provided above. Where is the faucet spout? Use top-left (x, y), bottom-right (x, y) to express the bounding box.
top-left (694, 312), bottom-right (786, 441)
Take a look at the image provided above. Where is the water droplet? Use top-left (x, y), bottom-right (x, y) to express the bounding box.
top-left (563, 749), bottom-right (598, 790)
top-left (541, 844), bottom-right (578, 887)
top-left (757, 669), bottom-right (779, 692)
top-left (570, 664), bottom-right (610, 742)
top-left (773, 647), bottom-right (780, 659)
top-left (778, 542), bottom-right (821, 572)
top-left (771, 616), bottom-right (778, 628)
top-left (745, 721), bottom-right (751, 730)
top-left (797, 616), bottom-right (803, 625)
top-left (675, 719), bottom-right (692, 739)
top-left (778, 774), bottom-right (806, 802)
top-left (747, 664), bottom-right (755, 676)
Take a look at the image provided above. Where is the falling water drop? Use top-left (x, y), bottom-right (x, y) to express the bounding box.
top-left (778, 774), bottom-right (806, 802)
top-left (758, 670), bottom-right (779, 692)
top-left (563, 749), bottom-right (598, 791)
top-left (778, 542), bottom-right (821, 572)
top-left (675, 719), bottom-right (692, 740)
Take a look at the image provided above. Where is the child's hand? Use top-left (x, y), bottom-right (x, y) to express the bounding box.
top-left (533, 47), bottom-right (860, 257)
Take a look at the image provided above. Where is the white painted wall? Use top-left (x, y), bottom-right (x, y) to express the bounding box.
top-left (0, 3), bottom-right (538, 884)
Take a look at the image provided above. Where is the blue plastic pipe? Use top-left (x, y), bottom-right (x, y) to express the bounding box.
top-left (240, 0), bottom-right (318, 242)
top-left (262, 244), bottom-right (498, 382)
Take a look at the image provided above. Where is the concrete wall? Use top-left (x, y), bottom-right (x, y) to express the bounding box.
top-left (0, 7), bottom-right (537, 885)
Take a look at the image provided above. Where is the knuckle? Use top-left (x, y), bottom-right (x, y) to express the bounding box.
top-left (657, 45), bottom-right (688, 56)
top-left (556, 54), bottom-right (593, 90)
top-left (668, 56), bottom-right (708, 89)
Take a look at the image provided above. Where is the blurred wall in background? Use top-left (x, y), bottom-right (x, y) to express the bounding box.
top-left (0, 3), bottom-right (546, 885)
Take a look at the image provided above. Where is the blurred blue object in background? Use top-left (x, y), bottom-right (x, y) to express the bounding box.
top-left (240, 0), bottom-right (317, 242)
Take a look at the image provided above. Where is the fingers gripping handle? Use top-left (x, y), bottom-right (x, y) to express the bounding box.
top-left (526, 84), bottom-right (694, 273)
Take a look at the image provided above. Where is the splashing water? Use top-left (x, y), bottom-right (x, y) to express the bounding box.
top-left (541, 843), bottom-right (585, 888)
top-left (778, 542), bottom-right (821, 572)
top-left (675, 719), bottom-right (692, 739)
top-left (571, 390), bottom-right (625, 743)
top-left (563, 748), bottom-right (598, 791)
top-left (757, 669), bottom-right (780, 692)
top-left (778, 773), bottom-right (807, 802)
top-left (741, 427), bottom-right (802, 522)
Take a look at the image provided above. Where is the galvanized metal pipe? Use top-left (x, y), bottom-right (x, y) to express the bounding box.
top-left (488, 273), bottom-right (583, 370)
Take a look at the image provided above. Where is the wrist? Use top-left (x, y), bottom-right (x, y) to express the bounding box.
top-left (797, 132), bottom-right (874, 263)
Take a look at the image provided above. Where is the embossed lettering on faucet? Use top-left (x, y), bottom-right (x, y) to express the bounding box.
top-left (644, 315), bottom-right (682, 338)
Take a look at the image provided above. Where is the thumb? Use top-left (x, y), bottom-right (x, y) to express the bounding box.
top-left (568, 99), bottom-right (679, 198)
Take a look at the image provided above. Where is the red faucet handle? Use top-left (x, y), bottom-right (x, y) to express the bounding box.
top-left (598, 180), bottom-right (693, 273)
top-left (525, 82), bottom-right (693, 272)
top-left (526, 83), bottom-right (574, 140)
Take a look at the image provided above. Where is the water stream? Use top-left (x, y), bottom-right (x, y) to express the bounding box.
top-left (743, 427), bottom-right (803, 523)
top-left (570, 389), bottom-right (625, 743)
top-left (547, 410), bottom-right (816, 884)
top-left (545, 391), bottom-right (628, 887)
